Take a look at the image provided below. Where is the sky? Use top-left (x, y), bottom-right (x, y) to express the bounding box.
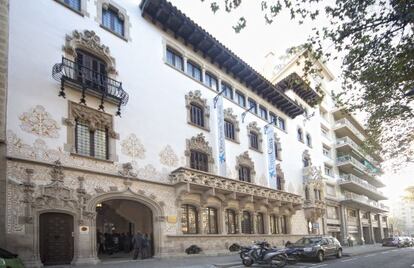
top-left (169, 0), bottom-right (413, 203)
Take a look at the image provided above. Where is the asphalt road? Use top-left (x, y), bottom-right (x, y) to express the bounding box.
top-left (231, 247), bottom-right (414, 268)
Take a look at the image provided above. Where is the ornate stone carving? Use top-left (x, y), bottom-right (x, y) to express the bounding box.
top-left (121, 134), bottom-right (146, 161)
top-left (64, 30), bottom-right (117, 74)
top-left (159, 145), bottom-right (179, 167)
top-left (185, 90), bottom-right (210, 131)
top-left (118, 162), bottom-right (137, 178)
top-left (224, 108), bottom-right (240, 142)
top-left (302, 150), bottom-right (312, 166)
top-left (19, 105), bottom-right (60, 138)
top-left (185, 133), bottom-right (214, 170)
top-left (247, 122), bottom-right (263, 152)
top-left (235, 151), bottom-right (256, 181)
top-left (274, 134), bottom-right (282, 161)
top-left (276, 164), bottom-right (285, 191)
top-left (69, 102), bottom-right (117, 138)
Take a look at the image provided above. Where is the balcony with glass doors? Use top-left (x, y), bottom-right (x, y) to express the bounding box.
top-left (339, 174), bottom-right (387, 201)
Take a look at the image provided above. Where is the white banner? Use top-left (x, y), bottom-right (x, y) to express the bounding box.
top-left (216, 95), bottom-right (226, 176)
top-left (266, 126), bottom-right (277, 188)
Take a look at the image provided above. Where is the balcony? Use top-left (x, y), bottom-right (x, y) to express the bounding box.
top-left (52, 57), bottom-right (129, 115)
top-left (336, 137), bottom-right (379, 166)
top-left (334, 118), bottom-right (366, 143)
top-left (341, 192), bottom-right (388, 213)
top-left (339, 174), bottom-right (387, 201)
top-left (170, 167), bottom-right (303, 212)
top-left (336, 155), bottom-right (384, 187)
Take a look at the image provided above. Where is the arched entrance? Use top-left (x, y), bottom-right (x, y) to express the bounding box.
top-left (39, 212), bottom-right (74, 265)
top-left (96, 199), bottom-right (154, 260)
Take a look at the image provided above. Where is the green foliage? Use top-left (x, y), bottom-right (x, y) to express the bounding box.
top-left (201, 0), bottom-right (414, 170)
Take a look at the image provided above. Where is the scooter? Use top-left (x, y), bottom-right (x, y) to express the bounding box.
top-left (242, 241), bottom-right (288, 267)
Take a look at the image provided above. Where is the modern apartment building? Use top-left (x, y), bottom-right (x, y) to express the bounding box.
top-left (2, 0), bottom-right (388, 267)
top-left (391, 199), bottom-right (414, 235)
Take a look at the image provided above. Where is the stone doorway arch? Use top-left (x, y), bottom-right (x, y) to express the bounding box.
top-left (85, 189), bottom-right (165, 261)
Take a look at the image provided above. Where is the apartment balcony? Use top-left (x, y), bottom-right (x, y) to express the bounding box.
top-left (170, 167), bottom-right (303, 212)
top-left (336, 137), bottom-right (379, 166)
top-left (336, 155), bottom-right (385, 187)
top-left (339, 174), bottom-right (387, 201)
top-left (52, 57), bottom-right (129, 115)
top-left (334, 118), bottom-right (366, 143)
top-left (341, 192), bottom-right (388, 213)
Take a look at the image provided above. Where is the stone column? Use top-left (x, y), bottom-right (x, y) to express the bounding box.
top-left (251, 212), bottom-right (256, 234)
top-left (368, 213), bottom-right (375, 244)
top-left (220, 208), bottom-right (226, 235)
top-left (378, 214), bottom-right (384, 240)
top-left (73, 215), bottom-right (100, 266)
top-left (198, 207), bottom-right (206, 234)
top-left (339, 205), bottom-right (348, 245)
top-left (237, 211), bottom-right (243, 234)
top-left (357, 209), bottom-right (364, 245)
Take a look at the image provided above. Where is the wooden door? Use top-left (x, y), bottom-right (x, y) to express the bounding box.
top-left (39, 213), bottom-right (74, 265)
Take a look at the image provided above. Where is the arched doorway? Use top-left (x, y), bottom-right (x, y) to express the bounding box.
top-left (95, 199), bottom-right (154, 260)
top-left (39, 212), bottom-right (74, 265)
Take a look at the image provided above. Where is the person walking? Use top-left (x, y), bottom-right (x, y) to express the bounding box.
top-left (132, 232), bottom-right (144, 260)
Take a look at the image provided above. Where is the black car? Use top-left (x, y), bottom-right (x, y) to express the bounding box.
top-left (288, 236), bottom-right (343, 262)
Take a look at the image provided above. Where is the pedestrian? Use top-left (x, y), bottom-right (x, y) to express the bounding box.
top-left (347, 236), bottom-right (353, 247)
top-left (123, 232), bottom-right (131, 253)
top-left (132, 232), bottom-right (144, 260)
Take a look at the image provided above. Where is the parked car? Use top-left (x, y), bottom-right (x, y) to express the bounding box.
top-left (401, 237), bottom-right (413, 247)
top-left (382, 237), bottom-right (403, 247)
top-left (287, 236), bottom-right (342, 262)
top-left (0, 248), bottom-right (24, 268)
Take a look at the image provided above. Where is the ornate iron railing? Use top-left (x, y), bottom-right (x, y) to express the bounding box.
top-left (52, 57), bottom-right (129, 115)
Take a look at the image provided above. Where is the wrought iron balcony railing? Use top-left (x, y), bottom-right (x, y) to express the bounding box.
top-left (52, 57), bottom-right (129, 115)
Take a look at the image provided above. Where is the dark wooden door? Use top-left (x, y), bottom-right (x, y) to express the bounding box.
top-left (39, 213), bottom-right (74, 265)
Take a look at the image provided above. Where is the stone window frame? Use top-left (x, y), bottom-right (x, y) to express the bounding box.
top-left (63, 101), bottom-right (119, 162)
top-left (303, 150), bottom-right (312, 167)
top-left (185, 90), bottom-right (210, 132)
top-left (247, 122), bottom-right (263, 153)
top-left (185, 133), bottom-right (215, 172)
top-left (180, 203), bottom-right (200, 234)
top-left (306, 133), bottom-right (312, 147)
top-left (54, 0), bottom-right (89, 16)
top-left (235, 151), bottom-right (256, 184)
top-left (95, 0), bottom-right (132, 41)
top-left (274, 134), bottom-right (282, 161)
top-left (224, 108), bottom-right (240, 143)
top-left (297, 127), bottom-right (304, 143)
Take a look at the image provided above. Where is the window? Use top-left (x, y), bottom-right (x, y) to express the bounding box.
top-left (276, 175), bottom-right (283, 190)
top-left (205, 72), bottom-right (218, 91)
top-left (166, 47), bottom-right (184, 71)
top-left (224, 120), bottom-right (235, 140)
top-left (190, 150), bottom-right (209, 172)
top-left (303, 156), bottom-right (310, 167)
top-left (259, 106), bottom-right (268, 120)
top-left (248, 98), bottom-right (257, 114)
top-left (270, 113), bottom-right (277, 125)
top-left (236, 91), bottom-right (246, 107)
top-left (75, 119), bottom-right (108, 160)
top-left (181, 205), bottom-right (198, 234)
top-left (374, 215), bottom-right (379, 221)
top-left (280, 216), bottom-right (287, 234)
top-left (225, 209), bottom-right (238, 234)
top-left (314, 189), bottom-right (321, 200)
top-left (187, 61), bottom-right (202, 82)
top-left (362, 212), bottom-right (369, 219)
top-left (297, 128), bottom-right (303, 142)
top-left (256, 213), bottom-right (265, 234)
top-left (241, 211), bottom-right (252, 234)
top-left (239, 165), bottom-right (251, 182)
top-left (326, 184), bottom-right (336, 196)
top-left (322, 146), bottom-right (331, 158)
top-left (221, 82), bottom-right (233, 99)
top-left (102, 7), bottom-right (124, 36)
top-left (249, 132), bottom-right (259, 150)
top-left (203, 207), bottom-right (218, 234)
top-left (76, 49), bottom-right (107, 91)
top-left (190, 103), bottom-right (205, 127)
top-left (324, 165), bottom-right (333, 177)
top-left (62, 0), bottom-right (81, 11)
top-left (327, 206), bottom-right (339, 219)
top-left (321, 127), bottom-right (329, 138)
top-left (270, 215), bottom-right (278, 234)
top-left (305, 186), bottom-right (310, 200)
top-left (348, 209), bottom-right (357, 218)
top-left (306, 134), bottom-right (312, 147)
top-left (278, 117), bottom-right (286, 131)
top-left (274, 142), bottom-right (281, 161)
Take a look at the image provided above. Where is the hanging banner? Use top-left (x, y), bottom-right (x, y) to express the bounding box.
top-left (216, 95), bottom-right (226, 176)
top-left (266, 126), bottom-right (277, 188)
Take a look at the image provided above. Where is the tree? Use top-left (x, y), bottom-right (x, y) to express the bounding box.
top-left (403, 186), bottom-right (414, 201)
top-left (201, 0), bottom-right (414, 170)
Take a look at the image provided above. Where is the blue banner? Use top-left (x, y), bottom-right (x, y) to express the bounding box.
top-left (266, 126), bottom-right (277, 188)
top-left (216, 95), bottom-right (226, 176)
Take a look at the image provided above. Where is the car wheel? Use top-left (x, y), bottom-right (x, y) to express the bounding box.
top-left (242, 258), bottom-right (253, 267)
top-left (336, 249), bottom-right (342, 258)
top-left (316, 251), bottom-right (324, 262)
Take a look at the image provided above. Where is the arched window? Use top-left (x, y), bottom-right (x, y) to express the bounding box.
top-left (203, 207), bottom-right (218, 234)
top-left (181, 204), bottom-right (198, 234)
top-left (190, 103), bottom-right (205, 127)
top-left (238, 165), bottom-right (251, 182)
top-left (190, 150), bottom-right (209, 172)
top-left (256, 213), bottom-right (265, 234)
top-left (306, 134), bottom-right (312, 147)
top-left (241, 211), bottom-right (252, 234)
top-left (225, 209), bottom-right (238, 234)
top-left (297, 128), bottom-right (303, 142)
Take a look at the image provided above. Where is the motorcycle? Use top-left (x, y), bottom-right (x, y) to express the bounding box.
top-left (239, 241), bottom-right (270, 259)
top-left (241, 241), bottom-right (288, 268)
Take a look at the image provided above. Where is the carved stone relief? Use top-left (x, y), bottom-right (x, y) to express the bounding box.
top-left (121, 134), bottom-right (146, 162)
top-left (235, 151), bottom-right (256, 181)
top-left (224, 108), bottom-right (240, 142)
top-left (19, 105), bottom-right (60, 138)
top-left (159, 145), bottom-right (179, 167)
top-left (185, 133), bottom-right (214, 170)
top-left (247, 122), bottom-right (263, 152)
top-left (185, 90), bottom-right (210, 131)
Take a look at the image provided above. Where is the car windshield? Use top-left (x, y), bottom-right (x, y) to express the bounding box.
top-left (294, 237), bottom-right (322, 246)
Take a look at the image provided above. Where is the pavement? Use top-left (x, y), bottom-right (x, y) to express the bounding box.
top-left (48, 244), bottom-right (414, 268)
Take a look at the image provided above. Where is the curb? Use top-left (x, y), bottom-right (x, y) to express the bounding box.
top-left (345, 246), bottom-right (395, 257)
top-left (214, 262), bottom-right (241, 268)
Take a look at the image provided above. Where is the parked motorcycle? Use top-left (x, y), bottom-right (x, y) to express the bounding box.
top-left (241, 241), bottom-right (287, 267)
